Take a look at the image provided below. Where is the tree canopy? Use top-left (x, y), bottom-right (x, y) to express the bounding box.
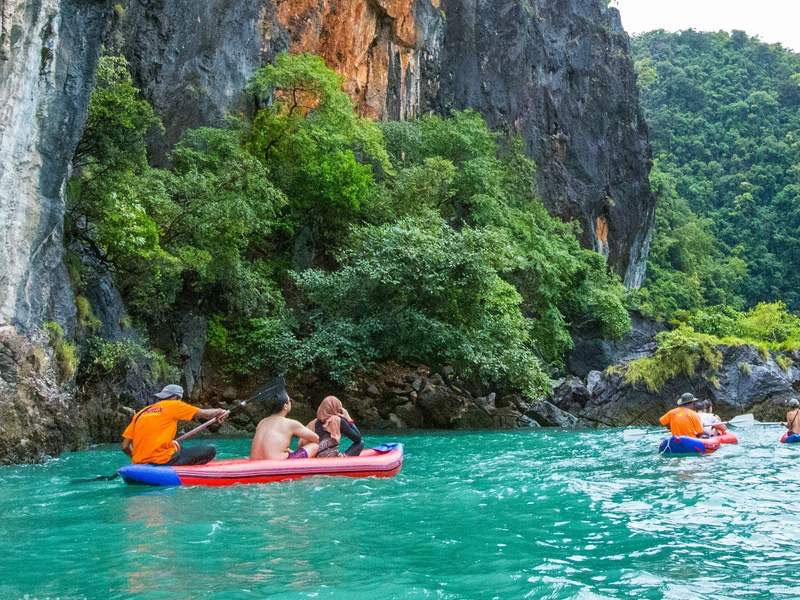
top-left (67, 53), bottom-right (629, 396)
top-left (632, 30), bottom-right (800, 314)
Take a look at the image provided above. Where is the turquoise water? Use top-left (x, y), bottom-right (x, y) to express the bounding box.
top-left (2, 428), bottom-right (798, 600)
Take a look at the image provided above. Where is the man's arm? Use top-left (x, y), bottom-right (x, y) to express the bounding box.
top-left (291, 420), bottom-right (319, 444)
top-left (195, 407), bottom-right (229, 423)
top-left (121, 437), bottom-right (133, 457)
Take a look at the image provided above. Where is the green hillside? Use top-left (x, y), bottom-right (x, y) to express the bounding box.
top-left (632, 30), bottom-right (800, 316)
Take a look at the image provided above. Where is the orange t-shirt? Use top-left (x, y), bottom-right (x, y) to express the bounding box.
top-left (659, 407), bottom-right (704, 438)
top-left (122, 400), bottom-right (199, 464)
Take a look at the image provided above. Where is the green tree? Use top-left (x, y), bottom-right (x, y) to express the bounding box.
top-left (244, 53), bottom-right (390, 260)
top-left (632, 30), bottom-right (800, 309)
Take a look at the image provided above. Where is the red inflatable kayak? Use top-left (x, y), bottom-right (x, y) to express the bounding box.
top-left (118, 443), bottom-right (404, 486)
top-left (712, 433), bottom-right (738, 444)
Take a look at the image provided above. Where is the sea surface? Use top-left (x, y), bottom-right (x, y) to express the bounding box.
top-left (2, 428), bottom-right (798, 600)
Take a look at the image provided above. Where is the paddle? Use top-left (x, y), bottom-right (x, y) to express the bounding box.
top-left (622, 428), bottom-right (651, 442)
top-left (175, 409), bottom-right (231, 442)
top-left (71, 376), bottom-right (287, 483)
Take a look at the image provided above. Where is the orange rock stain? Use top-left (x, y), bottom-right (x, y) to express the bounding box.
top-left (275, 0), bottom-right (425, 120)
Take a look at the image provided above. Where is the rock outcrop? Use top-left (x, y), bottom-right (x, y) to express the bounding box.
top-left (207, 363), bottom-right (583, 435)
top-left (555, 342), bottom-right (800, 427)
top-left (432, 0), bottom-right (655, 286)
top-left (1, 0), bottom-right (107, 332)
top-left (116, 0), bottom-right (654, 282)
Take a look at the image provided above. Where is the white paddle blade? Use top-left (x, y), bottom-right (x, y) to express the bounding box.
top-left (728, 413), bottom-right (755, 427)
top-left (623, 428), bottom-right (648, 442)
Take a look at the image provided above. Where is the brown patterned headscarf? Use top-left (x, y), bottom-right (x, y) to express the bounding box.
top-left (310, 396), bottom-right (343, 442)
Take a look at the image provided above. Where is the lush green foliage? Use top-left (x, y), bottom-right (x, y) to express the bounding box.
top-left (82, 337), bottom-right (178, 382)
top-left (291, 217), bottom-right (550, 394)
top-left (68, 53), bottom-right (629, 396)
top-left (244, 53), bottom-right (389, 253)
top-left (632, 163), bottom-right (747, 318)
top-left (624, 325), bottom-right (723, 392)
top-left (633, 30), bottom-right (800, 311)
top-left (623, 301), bottom-right (800, 391)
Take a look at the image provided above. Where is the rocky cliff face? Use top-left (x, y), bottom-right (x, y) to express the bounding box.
top-left (1, 0), bottom-right (107, 332)
top-left (554, 319), bottom-right (800, 427)
top-left (116, 0), bottom-right (654, 283)
top-left (0, 1), bottom-right (110, 463)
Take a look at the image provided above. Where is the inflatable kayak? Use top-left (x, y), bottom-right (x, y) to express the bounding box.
top-left (118, 443), bottom-right (403, 487)
top-left (659, 436), bottom-right (720, 456)
top-left (780, 432), bottom-right (800, 444)
top-left (712, 432), bottom-right (738, 444)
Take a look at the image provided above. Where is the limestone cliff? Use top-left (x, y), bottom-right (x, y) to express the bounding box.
top-left (116, 0), bottom-right (654, 284)
top-left (0, 0), bottom-right (109, 463)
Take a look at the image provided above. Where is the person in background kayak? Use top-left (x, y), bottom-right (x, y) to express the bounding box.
top-left (250, 387), bottom-right (320, 460)
top-left (659, 393), bottom-right (706, 438)
top-left (786, 398), bottom-right (800, 434)
top-left (699, 400), bottom-right (727, 437)
top-left (121, 384), bottom-right (228, 465)
top-left (303, 396), bottom-right (363, 458)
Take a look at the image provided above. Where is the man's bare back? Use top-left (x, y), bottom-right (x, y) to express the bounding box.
top-left (787, 408), bottom-right (800, 434)
top-left (250, 415), bottom-right (319, 460)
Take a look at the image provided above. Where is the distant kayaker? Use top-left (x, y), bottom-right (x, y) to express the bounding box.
top-left (250, 387), bottom-right (320, 460)
top-left (699, 400), bottom-right (727, 437)
top-left (303, 396), bottom-right (363, 458)
top-left (121, 384), bottom-right (228, 465)
top-left (659, 393), bottom-right (705, 438)
top-left (786, 398), bottom-right (800, 434)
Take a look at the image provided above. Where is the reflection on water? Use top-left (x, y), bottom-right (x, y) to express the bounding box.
top-left (1, 428), bottom-right (799, 599)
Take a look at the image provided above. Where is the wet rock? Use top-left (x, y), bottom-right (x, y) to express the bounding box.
top-left (417, 384), bottom-right (463, 428)
top-left (388, 413), bottom-right (407, 429)
top-left (395, 402), bottom-right (425, 428)
top-left (493, 407), bottom-right (524, 429)
top-left (453, 405), bottom-right (494, 429)
top-left (525, 400), bottom-right (579, 428)
top-left (569, 311), bottom-right (664, 377)
top-left (177, 313), bottom-right (207, 400)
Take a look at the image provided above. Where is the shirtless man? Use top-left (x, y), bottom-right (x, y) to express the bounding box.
top-left (250, 389), bottom-right (320, 460)
top-left (786, 398), bottom-right (800, 434)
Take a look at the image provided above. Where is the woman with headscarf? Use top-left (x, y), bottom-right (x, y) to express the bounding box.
top-left (304, 396), bottom-right (363, 458)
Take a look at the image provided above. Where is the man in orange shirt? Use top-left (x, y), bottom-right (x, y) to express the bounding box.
top-left (121, 385), bottom-right (228, 465)
top-left (659, 392), bottom-right (706, 438)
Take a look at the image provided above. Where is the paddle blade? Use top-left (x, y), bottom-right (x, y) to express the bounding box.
top-left (622, 429), bottom-right (648, 442)
top-left (71, 472), bottom-right (120, 484)
top-left (728, 413), bottom-right (756, 427)
top-left (248, 375), bottom-right (287, 404)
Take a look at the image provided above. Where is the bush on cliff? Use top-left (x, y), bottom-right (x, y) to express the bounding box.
top-left (621, 302), bottom-right (800, 392)
top-left (68, 53), bottom-right (630, 397)
top-left (291, 216), bottom-right (551, 395)
top-left (623, 325), bottom-right (723, 392)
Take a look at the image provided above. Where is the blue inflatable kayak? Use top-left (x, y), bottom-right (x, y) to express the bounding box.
top-left (659, 436), bottom-right (720, 456)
